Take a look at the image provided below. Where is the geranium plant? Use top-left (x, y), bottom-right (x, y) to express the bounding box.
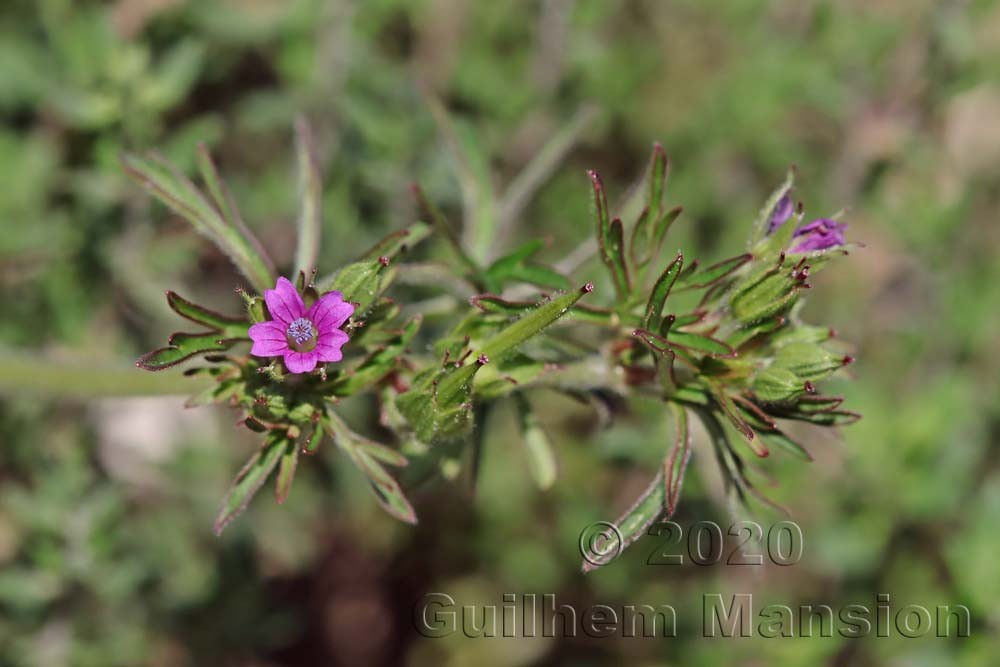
top-left (128, 120), bottom-right (857, 567)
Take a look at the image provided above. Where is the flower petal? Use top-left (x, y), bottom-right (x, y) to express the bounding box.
top-left (264, 277), bottom-right (306, 325)
top-left (767, 194), bottom-right (794, 234)
top-left (307, 291), bottom-right (355, 332)
top-left (314, 329), bottom-right (349, 362)
top-left (790, 218), bottom-right (847, 253)
top-left (284, 351), bottom-right (318, 374)
top-left (248, 322), bottom-right (289, 357)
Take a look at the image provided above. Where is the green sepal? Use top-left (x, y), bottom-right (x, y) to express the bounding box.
top-left (751, 367), bottom-right (807, 404)
top-left (730, 271), bottom-right (801, 324)
top-left (771, 342), bottom-right (851, 382)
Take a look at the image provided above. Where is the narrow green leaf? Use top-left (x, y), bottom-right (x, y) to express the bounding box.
top-left (589, 171), bottom-right (628, 297)
top-left (478, 285), bottom-right (592, 361)
top-left (166, 291), bottom-right (246, 331)
top-left (649, 206), bottom-right (684, 263)
top-left (124, 152), bottom-right (274, 293)
top-left (358, 440), bottom-right (409, 468)
top-left (214, 430), bottom-right (288, 534)
top-left (648, 143), bottom-right (669, 217)
top-left (136, 332), bottom-right (232, 371)
top-left (275, 435), bottom-right (300, 504)
top-left (327, 412), bottom-right (417, 523)
top-left (505, 264), bottom-right (571, 291)
top-left (412, 183), bottom-right (478, 275)
top-left (516, 395), bottom-right (557, 490)
top-left (498, 104), bottom-right (599, 234)
top-left (485, 239), bottom-right (544, 276)
top-left (302, 420), bottom-right (324, 455)
top-left (679, 253), bottom-right (752, 289)
top-left (710, 386), bottom-right (766, 456)
top-left (582, 471), bottom-right (665, 573)
top-left (360, 221), bottom-right (433, 263)
top-left (774, 409), bottom-right (861, 426)
top-left (664, 402), bottom-right (692, 515)
top-left (293, 117), bottom-right (322, 277)
top-left (427, 96), bottom-right (497, 263)
top-left (643, 252), bottom-right (683, 329)
top-left (759, 430), bottom-right (813, 461)
top-left (666, 330), bottom-right (735, 358)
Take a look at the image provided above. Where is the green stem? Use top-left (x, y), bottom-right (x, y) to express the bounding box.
top-left (0, 353), bottom-right (207, 398)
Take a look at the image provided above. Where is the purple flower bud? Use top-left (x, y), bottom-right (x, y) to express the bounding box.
top-left (789, 218), bottom-right (847, 253)
top-left (767, 193), bottom-right (794, 234)
top-left (248, 277), bottom-right (354, 374)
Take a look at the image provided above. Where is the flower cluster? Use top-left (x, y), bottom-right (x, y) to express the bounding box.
top-left (130, 132), bottom-right (856, 565)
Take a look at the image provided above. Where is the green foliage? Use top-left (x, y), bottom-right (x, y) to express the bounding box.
top-left (2, 1), bottom-right (998, 665)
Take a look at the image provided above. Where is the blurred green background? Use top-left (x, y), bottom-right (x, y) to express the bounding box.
top-left (2, 0), bottom-right (999, 665)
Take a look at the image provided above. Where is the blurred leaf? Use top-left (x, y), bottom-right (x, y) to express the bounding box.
top-left (123, 152), bottom-right (274, 292)
top-left (274, 433), bottom-right (300, 504)
top-left (326, 412), bottom-right (415, 524)
top-left (214, 430), bottom-right (289, 534)
top-left (293, 117), bottom-right (322, 276)
top-left (516, 394), bottom-right (557, 490)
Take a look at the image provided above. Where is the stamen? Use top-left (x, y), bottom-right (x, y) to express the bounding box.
top-left (287, 317), bottom-right (316, 345)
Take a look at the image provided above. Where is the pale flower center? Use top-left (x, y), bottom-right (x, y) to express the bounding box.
top-left (286, 317), bottom-right (318, 352)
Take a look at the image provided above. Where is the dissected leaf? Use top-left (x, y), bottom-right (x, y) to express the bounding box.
top-left (214, 430), bottom-right (289, 534)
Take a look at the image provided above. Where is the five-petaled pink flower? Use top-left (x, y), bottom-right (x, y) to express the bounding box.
top-left (248, 277), bottom-right (354, 374)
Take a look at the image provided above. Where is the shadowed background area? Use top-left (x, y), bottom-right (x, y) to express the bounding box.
top-left (1, 0), bottom-right (999, 665)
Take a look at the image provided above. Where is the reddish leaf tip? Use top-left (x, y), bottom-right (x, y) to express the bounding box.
top-left (582, 282), bottom-right (594, 293)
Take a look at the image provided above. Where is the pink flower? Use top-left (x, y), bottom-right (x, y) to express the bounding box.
top-left (248, 277), bottom-right (354, 374)
top-left (789, 218), bottom-right (847, 253)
